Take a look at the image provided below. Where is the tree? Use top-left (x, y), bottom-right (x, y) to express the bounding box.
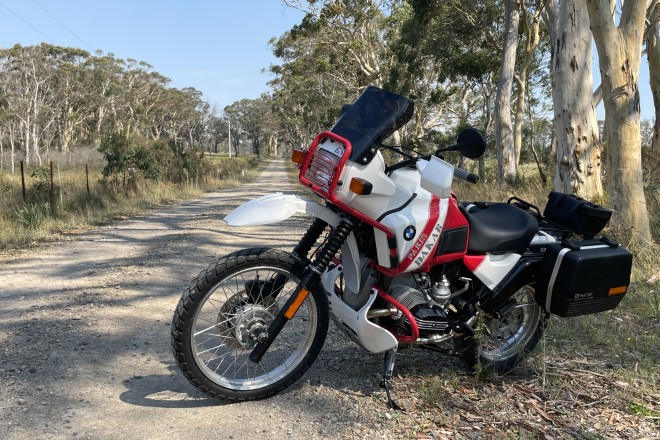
top-left (224, 97), bottom-right (273, 157)
top-left (272, 0), bottom-right (402, 152)
top-left (648, 0), bottom-right (659, 150)
top-left (586, 0), bottom-right (653, 243)
top-left (513, 2), bottom-right (542, 169)
top-left (495, 0), bottom-right (520, 181)
top-left (392, 1), bottom-right (502, 143)
top-left (542, 0), bottom-right (603, 198)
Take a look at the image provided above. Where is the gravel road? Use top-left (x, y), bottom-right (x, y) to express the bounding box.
top-left (0, 158), bottom-right (429, 440)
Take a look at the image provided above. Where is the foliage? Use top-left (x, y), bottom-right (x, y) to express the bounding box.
top-left (99, 133), bottom-right (157, 190)
top-left (13, 203), bottom-right (50, 229)
top-left (98, 133), bottom-right (211, 191)
top-left (0, 43), bottom-right (217, 171)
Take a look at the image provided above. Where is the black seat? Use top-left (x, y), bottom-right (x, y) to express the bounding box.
top-left (462, 203), bottom-right (538, 253)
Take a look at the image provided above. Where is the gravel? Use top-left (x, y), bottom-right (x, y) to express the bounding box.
top-left (0, 158), bottom-right (415, 440)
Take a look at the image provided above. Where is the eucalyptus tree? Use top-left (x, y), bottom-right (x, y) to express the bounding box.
top-left (224, 97), bottom-right (274, 157)
top-left (272, 0), bottom-right (398, 147)
top-left (587, 0), bottom-right (652, 243)
top-left (113, 59), bottom-right (169, 139)
top-left (512, 2), bottom-right (544, 169)
top-left (83, 52), bottom-right (125, 143)
top-left (206, 113), bottom-right (228, 153)
top-left (494, 0), bottom-right (520, 181)
top-left (0, 44), bottom-right (71, 165)
top-left (542, 0), bottom-right (603, 198)
top-left (50, 47), bottom-right (95, 152)
top-left (648, 0), bottom-right (659, 150)
top-left (394, 0), bottom-right (507, 178)
top-left (391, 1), bottom-right (498, 142)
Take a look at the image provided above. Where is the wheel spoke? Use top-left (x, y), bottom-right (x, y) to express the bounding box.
top-left (188, 263), bottom-right (321, 391)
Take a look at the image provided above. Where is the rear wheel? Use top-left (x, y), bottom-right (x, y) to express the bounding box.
top-left (171, 248), bottom-right (329, 401)
top-left (460, 284), bottom-right (545, 374)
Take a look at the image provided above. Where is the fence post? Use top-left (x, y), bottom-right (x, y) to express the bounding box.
top-left (49, 161), bottom-right (56, 215)
top-left (86, 164), bottom-right (90, 197)
top-left (20, 160), bottom-right (26, 202)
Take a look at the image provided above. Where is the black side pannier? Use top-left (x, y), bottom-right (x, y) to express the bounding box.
top-left (536, 237), bottom-right (633, 317)
top-left (543, 191), bottom-right (612, 237)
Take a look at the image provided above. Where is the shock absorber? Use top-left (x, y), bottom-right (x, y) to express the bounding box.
top-left (267, 218), bottom-right (328, 300)
top-left (308, 218), bottom-right (353, 274)
top-left (250, 217), bottom-right (354, 363)
top-left (292, 218), bottom-right (328, 261)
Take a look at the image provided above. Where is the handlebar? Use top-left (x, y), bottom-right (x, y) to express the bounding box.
top-left (453, 167), bottom-right (479, 184)
top-left (383, 153), bottom-right (479, 184)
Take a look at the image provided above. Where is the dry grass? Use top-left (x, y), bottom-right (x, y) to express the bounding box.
top-left (0, 155), bottom-right (264, 250)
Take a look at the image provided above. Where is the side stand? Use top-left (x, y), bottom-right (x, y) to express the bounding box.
top-left (380, 348), bottom-right (404, 411)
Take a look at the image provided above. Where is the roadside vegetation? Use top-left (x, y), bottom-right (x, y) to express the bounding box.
top-left (0, 139), bottom-right (261, 251)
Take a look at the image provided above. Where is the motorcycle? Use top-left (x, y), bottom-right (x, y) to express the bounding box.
top-left (171, 86), bottom-right (633, 408)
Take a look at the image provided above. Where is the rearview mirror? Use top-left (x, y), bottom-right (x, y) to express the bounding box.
top-left (455, 128), bottom-right (486, 159)
top-left (435, 127), bottom-right (486, 159)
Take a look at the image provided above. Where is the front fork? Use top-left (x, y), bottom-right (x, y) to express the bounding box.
top-left (249, 217), bottom-right (354, 363)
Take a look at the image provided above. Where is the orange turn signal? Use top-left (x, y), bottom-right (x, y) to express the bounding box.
top-left (349, 177), bottom-right (373, 195)
top-left (291, 149), bottom-right (305, 164)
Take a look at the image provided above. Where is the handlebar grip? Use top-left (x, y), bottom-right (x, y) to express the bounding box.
top-left (453, 167), bottom-right (479, 184)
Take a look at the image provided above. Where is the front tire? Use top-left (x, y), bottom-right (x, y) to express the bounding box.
top-left (460, 283), bottom-right (545, 374)
top-left (171, 248), bottom-right (329, 401)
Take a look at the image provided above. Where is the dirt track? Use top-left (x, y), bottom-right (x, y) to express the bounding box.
top-left (0, 159), bottom-right (400, 440)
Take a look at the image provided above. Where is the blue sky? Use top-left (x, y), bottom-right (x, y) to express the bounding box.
top-left (0, 0), bottom-right (305, 111)
top-left (0, 0), bottom-right (654, 120)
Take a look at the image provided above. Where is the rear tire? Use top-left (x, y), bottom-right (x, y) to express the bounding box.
top-left (459, 283), bottom-right (545, 374)
top-left (171, 248), bottom-right (329, 401)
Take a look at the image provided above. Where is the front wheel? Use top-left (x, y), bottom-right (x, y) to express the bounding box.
top-left (459, 283), bottom-right (546, 374)
top-left (171, 248), bottom-right (329, 401)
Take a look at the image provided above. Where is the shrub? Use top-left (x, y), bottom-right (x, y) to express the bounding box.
top-left (99, 133), bottom-right (159, 191)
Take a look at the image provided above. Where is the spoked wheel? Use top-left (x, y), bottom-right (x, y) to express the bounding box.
top-left (171, 248), bottom-right (329, 401)
top-left (460, 283), bottom-right (546, 374)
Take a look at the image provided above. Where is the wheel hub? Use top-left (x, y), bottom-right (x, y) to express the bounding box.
top-left (216, 293), bottom-right (277, 349)
top-left (233, 305), bottom-right (274, 348)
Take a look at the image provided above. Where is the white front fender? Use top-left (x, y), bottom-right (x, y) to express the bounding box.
top-left (223, 193), bottom-right (360, 293)
top-left (223, 193), bottom-right (315, 226)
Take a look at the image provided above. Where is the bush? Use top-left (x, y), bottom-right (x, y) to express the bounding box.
top-left (99, 133), bottom-right (158, 191)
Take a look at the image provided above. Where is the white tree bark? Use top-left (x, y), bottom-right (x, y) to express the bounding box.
top-left (495, 0), bottom-right (520, 181)
top-left (587, 0), bottom-right (652, 244)
top-left (542, 0), bottom-right (603, 198)
top-left (648, 0), bottom-right (659, 150)
top-left (513, 6), bottom-right (541, 168)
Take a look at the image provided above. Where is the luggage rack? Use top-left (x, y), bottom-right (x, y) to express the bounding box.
top-left (506, 194), bottom-right (611, 241)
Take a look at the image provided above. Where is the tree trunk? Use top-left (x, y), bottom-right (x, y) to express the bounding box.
top-left (649, 1), bottom-right (659, 150)
top-left (495, 0), bottom-right (520, 181)
top-left (587, 0), bottom-right (652, 244)
top-left (513, 6), bottom-right (541, 168)
top-left (543, 0), bottom-right (603, 198)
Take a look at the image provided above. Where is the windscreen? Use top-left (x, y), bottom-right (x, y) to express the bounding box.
top-left (330, 86), bottom-right (414, 165)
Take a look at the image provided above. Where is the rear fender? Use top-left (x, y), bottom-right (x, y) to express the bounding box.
top-left (223, 192), bottom-right (360, 293)
top-left (480, 256), bottom-right (543, 313)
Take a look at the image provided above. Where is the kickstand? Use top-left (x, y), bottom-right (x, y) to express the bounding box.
top-left (380, 348), bottom-right (404, 411)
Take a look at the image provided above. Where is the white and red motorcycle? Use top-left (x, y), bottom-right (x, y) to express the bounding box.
top-left (171, 86), bottom-right (632, 407)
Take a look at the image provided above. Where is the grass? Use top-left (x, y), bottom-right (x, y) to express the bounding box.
top-left (0, 154), bottom-right (265, 251)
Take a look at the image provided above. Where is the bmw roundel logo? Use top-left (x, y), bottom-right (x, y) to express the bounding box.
top-left (403, 225), bottom-right (416, 241)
